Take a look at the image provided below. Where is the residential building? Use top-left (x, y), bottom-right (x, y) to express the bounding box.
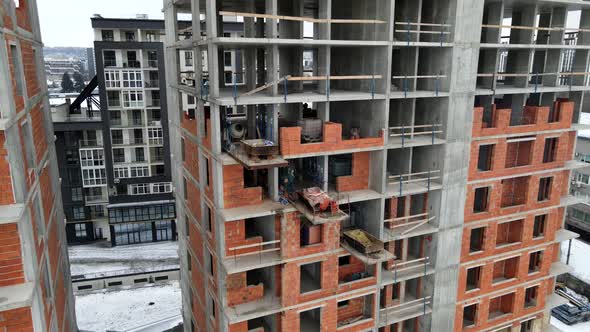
top-left (0, 0), bottom-right (76, 330)
top-left (44, 57), bottom-right (84, 81)
top-left (566, 124), bottom-right (590, 236)
top-left (164, 1), bottom-right (587, 332)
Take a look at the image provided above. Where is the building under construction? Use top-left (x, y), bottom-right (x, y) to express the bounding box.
top-left (163, 0), bottom-right (590, 331)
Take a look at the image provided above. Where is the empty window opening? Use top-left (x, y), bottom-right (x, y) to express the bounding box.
top-left (300, 262), bottom-right (322, 293)
top-left (505, 139), bottom-right (534, 168)
top-left (338, 300), bottom-right (349, 308)
top-left (528, 251), bottom-right (543, 274)
top-left (524, 286), bottom-right (538, 308)
top-left (209, 252), bottom-right (214, 276)
top-left (205, 157), bottom-right (210, 186)
top-left (493, 257), bottom-right (519, 283)
top-left (538, 177), bottom-right (552, 201)
top-left (495, 219), bottom-right (523, 247)
top-left (488, 293), bottom-right (515, 320)
top-left (134, 278), bottom-right (148, 284)
top-left (543, 138), bottom-right (558, 163)
top-left (477, 145), bottom-right (494, 171)
top-left (301, 219), bottom-right (322, 247)
top-left (206, 205), bottom-right (212, 232)
top-left (533, 215), bottom-right (546, 238)
top-left (338, 255), bottom-right (350, 266)
top-left (501, 177), bottom-right (529, 208)
top-left (521, 320), bottom-right (534, 332)
top-left (108, 281), bottom-right (123, 287)
top-left (77, 285), bottom-right (92, 291)
top-left (463, 304), bottom-right (478, 328)
top-left (210, 298), bottom-right (215, 318)
top-left (10, 45), bottom-right (23, 96)
top-left (466, 266), bottom-right (482, 291)
top-left (470, 227), bottom-right (485, 253)
top-left (473, 187), bottom-right (490, 213)
top-left (299, 307), bottom-right (321, 332)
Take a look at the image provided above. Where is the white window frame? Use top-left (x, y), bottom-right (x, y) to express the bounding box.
top-left (130, 166), bottom-right (149, 178)
top-left (130, 183), bottom-right (150, 195)
top-left (148, 127), bottom-right (163, 145)
top-left (152, 182), bottom-right (172, 193)
top-left (122, 70), bottom-right (143, 88)
top-left (105, 70), bottom-right (121, 88)
top-left (82, 168), bottom-right (107, 187)
top-left (80, 149), bottom-right (105, 167)
top-left (122, 90), bottom-right (144, 108)
top-left (114, 167), bottom-right (130, 179)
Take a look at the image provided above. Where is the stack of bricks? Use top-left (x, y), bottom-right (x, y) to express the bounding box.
top-left (280, 122), bottom-right (384, 156)
top-left (336, 152), bottom-right (370, 192)
top-left (0, 0), bottom-right (76, 329)
top-left (456, 103), bottom-right (575, 331)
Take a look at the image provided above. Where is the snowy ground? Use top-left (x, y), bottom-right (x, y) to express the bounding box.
top-left (68, 241), bottom-right (179, 278)
top-left (551, 316), bottom-right (590, 332)
top-left (560, 239), bottom-right (590, 284)
top-left (76, 280), bottom-right (182, 332)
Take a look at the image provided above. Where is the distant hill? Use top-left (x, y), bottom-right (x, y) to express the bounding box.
top-left (44, 47), bottom-right (88, 59)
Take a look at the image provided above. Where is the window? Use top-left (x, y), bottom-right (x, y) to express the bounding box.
top-left (224, 52), bottom-right (232, 66)
top-left (110, 111), bottom-right (121, 125)
top-left (71, 188), bottom-right (83, 201)
top-left (185, 51), bottom-right (193, 67)
top-left (152, 183), bottom-right (172, 193)
top-left (113, 148), bottom-right (125, 163)
top-left (543, 138), bottom-right (558, 163)
top-left (122, 70), bottom-right (143, 88)
top-left (477, 144), bottom-right (494, 171)
top-left (495, 219), bottom-right (523, 247)
top-left (209, 253), bottom-right (214, 276)
top-left (105, 70), bottom-right (121, 88)
top-left (10, 45), bottom-right (23, 96)
top-left (300, 262), bottom-right (322, 293)
top-left (103, 50), bottom-right (117, 67)
top-left (473, 187), bottom-right (489, 213)
top-left (469, 227), bottom-right (485, 253)
top-left (42, 263), bottom-right (52, 300)
top-left (122, 90), bottom-right (144, 108)
top-left (125, 31), bottom-right (136, 41)
top-left (114, 167), bottom-right (129, 179)
top-left (73, 207), bottom-right (86, 220)
top-left (146, 31), bottom-right (157, 41)
top-left (524, 286), bottom-right (538, 308)
top-left (147, 51), bottom-right (158, 67)
top-left (81, 169), bottom-right (107, 187)
top-left (505, 139), bottom-right (533, 168)
top-left (101, 30), bottom-right (114, 41)
top-left (75, 223), bottom-right (87, 238)
top-left (80, 149), bottom-right (104, 167)
top-left (130, 166), bottom-right (149, 177)
top-left (206, 205), bottom-right (212, 232)
top-left (148, 128), bottom-right (163, 145)
top-left (130, 184), bottom-right (149, 195)
top-left (187, 94), bottom-right (195, 105)
top-left (488, 293), bottom-right (515, 319)
top-left (33, 195), bottom-right (44, 237)
top-left (338, 256), bottom-right (350, 266)
top-left (135, 147), bottom-right (145, 162)
top-left (127, 51), bottom-right (138, 67)
top-left (493, 256), bottom-right (519, 283)
top-left (107, 91), bottom-right (120, 107)
top-left (337, 300), bottom-right (349, 308)
top-left (463, 304), bottom-right (477, 328)
top-left (528, 251), bottom-right (543, 273)
top-left (533, 215), bottom-right (546, 238)
top-left (224, 71), bottom-right (232, 84)
top-left (521, 320), bottom-right (534, 332)
top-left (205, 158), bottom-right (210, 186)
top-left (466, 266), bottom-right (481, 291)
top-left (21, 121), bottom-right (35, 168)
top-left (538, 177), bottom-right (552, 201)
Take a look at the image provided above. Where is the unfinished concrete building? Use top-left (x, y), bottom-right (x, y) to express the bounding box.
top-left (0, 0), bottom-right (77, 330)
top-left (163, 0), bottom-right (588, 331)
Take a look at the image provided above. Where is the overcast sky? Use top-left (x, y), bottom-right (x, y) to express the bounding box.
top-left (38, 0), bottom-right (165, 47)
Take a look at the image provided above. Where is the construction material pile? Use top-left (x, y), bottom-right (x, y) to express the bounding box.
top-left (552, 285), bottom-right (590, 325)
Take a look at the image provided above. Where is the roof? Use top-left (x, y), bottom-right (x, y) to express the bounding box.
top-left (91, 17), bottom-right (243, 32)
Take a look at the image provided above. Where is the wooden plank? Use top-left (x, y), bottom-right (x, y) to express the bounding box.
top-left (229, 240), bottom-right (281, 251)
top-left (242, 75), bottom-right (290, 96)
top-left (396, 22), bottom-right (452, 27)
top-left (391, 75), bottom-right (447, 79)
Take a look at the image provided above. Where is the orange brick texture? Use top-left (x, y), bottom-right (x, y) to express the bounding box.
top-left (224, 217), bottom-right (280, 257)
top-left (0, 307), bottom-right (33, 331)
top-left (0, 133), bottom-right (15, 205)
top-left (336, 152), bottom-right (370, 192)
top-left (183, 138), bottom-right (199, 182)
top-left (280, 122), bottom-right (384, 156)
top-left (226, 272), bottom-right (264, 307)
top-left (0, 223), bottom-right (24, 287)
top-left (222, 164), bottom-right (263, 209)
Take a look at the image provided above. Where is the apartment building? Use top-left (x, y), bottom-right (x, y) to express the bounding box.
top-left (44, 58), bottom-right (84, 82)
top-left (0, 0), bottom-right (76, 330)
top-left (163, 0), bottom-right (587, 332)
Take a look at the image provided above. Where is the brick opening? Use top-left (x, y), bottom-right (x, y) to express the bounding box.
top-left (543, 137), bottom-right (558, 163)
top-left (477, 144), bottom-right (494, 171)
top-left (524, 285), bottom-right (539, 308)
top-left (300, 217), bottom-right (322, 247)
top-left (247, 315), bottom-right (277, 331)
top-left (528, 251), bottom-right (543, 274)
top-left (495, 219), bottom-right (523, 247)
top-left (533, 215), bottom-right (547, 238)
top-left (463, 303), bottom-right (478, 328)
top-left (300, 261), bottom-right (322, 293)
top-left (466, 266), bottom-right (482, 291)
top-left (300, 307), bottom-right (321, 332)
top-left (338, 254), bottom-right (373, 285)
top-left (492, 256), bottom-right (519, 283)
top-left (521, 320), bottom-right (535, 332)
top-left (337, 294), bottom-right (373, 328)
top-left (469, 227), bottom-right (485, 253)
top-left (537, 177), bottom-right (552, 202)
top-left (488, 293), bottom-right (515, 320)
top-left (501, 176), bottom-right (529, 208)
top-left (505, 139), bottom-right (534, 168)
top-left (473, 187), bottom-right (490, 213)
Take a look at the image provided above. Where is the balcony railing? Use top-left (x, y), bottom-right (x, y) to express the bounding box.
top-left (148, 99), bottom-right (161, 107)
top-left (85, 195), bottom-right (107, 204)
top-left (79, 140), bottom-right (103, 148)
top-left (147, 60), bottom-right (158, 68)
top-left (124, 60), bottom-right (141, 68)
top-left (145, 80), bottom-right (159, 88)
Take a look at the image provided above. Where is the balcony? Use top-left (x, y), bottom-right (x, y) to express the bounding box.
top-left (378, 296), bottom-right (432, 327)
top-left (51, 103), bottom-right (102, 123)
top-left (79, 140), bottom-right (103, 148)
top-left (85, 194), bottom-right (107, 205)
top-left (388, 123), bottom-right (444, 148)
top-left (382, 213), bottom-right (437, 242)
top-left (145, 80), bottom-right (159, 88)
top-left (124, 60), bottom-right (141, 68)
top-left (387, 170), bottom-right (442, 197)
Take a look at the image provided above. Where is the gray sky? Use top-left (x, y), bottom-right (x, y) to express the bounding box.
top-left (38, 0), bottom-right (164, 47)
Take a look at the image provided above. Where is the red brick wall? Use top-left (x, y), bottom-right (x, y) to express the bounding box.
top-left (39, 167), bottom-right (53, 226)
top-left (226, 272), bottom-right (264, 307)
top-left (20, 40), bottom-right (39, 98)
top-left (281, 212), bottom-right (340, 259)
top-left (337, 255), bottom-right (376, 294)
top-left (224, 219), bottom-right (262, 257)
top-left (280, 122), bottom-right (384, 156)
top-left (0, 133), bottom-right (15, 205)
top-left (223, 165), bottom-right (263, 209)
top-left (0, 307), bottom-right (33, 331)
top-left (182, 114), bottom-right (198, 137)
top-left (15, 0), bottom-right (32, 31)
top-left (5, 38), bottom-right (25, 113)
top-left (336, 152), bottom-right (370, 192)
top-left (183, 138), bottom-right (199, 181)
top-left (0, 223), bottom-right (24, 287)
top-left (185, 176), bottom-right (202, 222)
top-left (337, 297), bottom-right (365, 323)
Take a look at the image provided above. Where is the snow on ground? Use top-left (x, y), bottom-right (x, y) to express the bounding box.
top-left (551, 316), bottom-right (590, 332)
top-left (68, 241), bottom-right (179, 277)
top-left (560, 239), bottom-right (590, 285)
top-left (76, 280), bottom-right (182, 332)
